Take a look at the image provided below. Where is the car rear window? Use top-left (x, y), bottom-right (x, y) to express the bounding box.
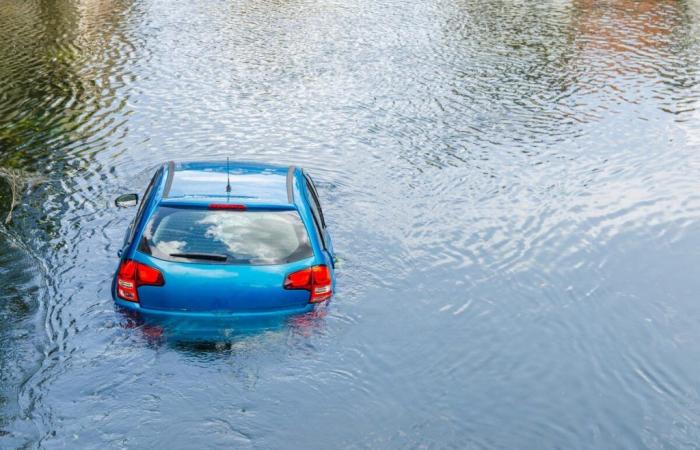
top-left (138, 207), bottom-right (313, 265)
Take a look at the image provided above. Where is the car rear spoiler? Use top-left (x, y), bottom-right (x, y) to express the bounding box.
top-left (158, 199), bottom-right (297, 211)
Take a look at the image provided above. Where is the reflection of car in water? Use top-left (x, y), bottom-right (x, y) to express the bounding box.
top-left (112, 161), bottom-right (336, 325)
top-left (119, 304), bottom-right (329, 344)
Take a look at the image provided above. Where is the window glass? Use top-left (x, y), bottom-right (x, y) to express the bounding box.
top-left (304, 181), bottom-right (326, 249)
top-left (126, 169), bottom-right (161, 245)
top-left (304, 174), bottom-right (326, 228)
top-left (139, 207), bottom-right (313, 265)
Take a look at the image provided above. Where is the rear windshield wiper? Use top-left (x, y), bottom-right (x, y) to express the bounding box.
top-left (169, 252), bottom-right (228, 262)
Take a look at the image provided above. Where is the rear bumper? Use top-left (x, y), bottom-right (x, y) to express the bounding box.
top-left (115, 298), bottom-right (313, 320)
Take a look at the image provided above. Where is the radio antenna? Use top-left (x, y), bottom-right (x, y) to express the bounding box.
top-left (226, 157), bottom-right (231, 193)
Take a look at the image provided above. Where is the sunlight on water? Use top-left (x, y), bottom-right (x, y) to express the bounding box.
top-left (1, 0), bottom-right (700, 447)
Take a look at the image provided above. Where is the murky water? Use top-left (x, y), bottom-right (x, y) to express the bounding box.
top-left (2, 0), bottom-right (700, 447)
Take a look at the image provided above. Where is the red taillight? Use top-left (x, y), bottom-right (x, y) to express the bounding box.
top-left (117, 259), bottom-right (164, 302)
top-left (284, 265), bottom-right (333, 303)
top-left (209, 204), bottom-right (246, 210)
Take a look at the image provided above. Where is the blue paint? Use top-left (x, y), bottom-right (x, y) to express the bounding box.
top-left (112, 161), bottom-right (335, 316)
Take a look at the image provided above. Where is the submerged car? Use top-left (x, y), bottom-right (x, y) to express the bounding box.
top-left (112, 161), bottom-right (335, 319)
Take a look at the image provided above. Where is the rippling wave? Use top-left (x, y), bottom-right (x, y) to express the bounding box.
top-left (2, 0), bottom-right (700, 447)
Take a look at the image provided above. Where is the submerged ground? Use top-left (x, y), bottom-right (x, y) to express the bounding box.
top-left (1, 0), bottom-right (700, 448)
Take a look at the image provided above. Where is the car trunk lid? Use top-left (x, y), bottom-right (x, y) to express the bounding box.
top-left (133, 254), bottom-right (313, 312)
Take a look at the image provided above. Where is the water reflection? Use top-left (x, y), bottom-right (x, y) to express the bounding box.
top-left (1, 0), bottom-right (700, 447)
top-left (116, 304), bottom-right (328, 344)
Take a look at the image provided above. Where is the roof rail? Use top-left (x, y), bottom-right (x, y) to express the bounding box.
top-left (163, 161), bottom-right (175, 198)
top-left (286, 166), bottom-right (295, 203)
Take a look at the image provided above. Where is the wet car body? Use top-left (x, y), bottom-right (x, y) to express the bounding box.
top-left (112, 161), bottom-right (335, 320)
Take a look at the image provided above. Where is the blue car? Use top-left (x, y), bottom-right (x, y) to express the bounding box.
top-left (112, 161), bottom-right (335, 319)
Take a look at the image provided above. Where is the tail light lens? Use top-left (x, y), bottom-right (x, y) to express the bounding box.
top-left (117, 259), bottom-right (164, 302)
top-left (284, 265), bottom-right (333, 303)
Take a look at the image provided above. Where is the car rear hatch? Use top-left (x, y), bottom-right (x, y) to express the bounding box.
top-left (133, 255), bottom-right (314, 312)
top-left (129, 204), bottom-right (317, 312)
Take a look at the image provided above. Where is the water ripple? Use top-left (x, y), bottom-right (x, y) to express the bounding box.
top-left (2, 0), bottom-right (700, 447)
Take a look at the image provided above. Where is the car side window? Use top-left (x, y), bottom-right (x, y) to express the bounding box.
top-left (303, 180), bottom-right (326, 250)
top-left (304, 174), bottom-right (326, 229)
top-left (126, 168), bottom-right (162, 245)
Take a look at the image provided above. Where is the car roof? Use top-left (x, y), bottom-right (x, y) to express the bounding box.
top-left (161, 161), bottom-right (293, 206)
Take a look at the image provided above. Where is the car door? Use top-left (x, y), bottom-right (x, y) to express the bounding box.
top-left (121, 167), bottom-right (162, 255)
top-left (303, 172), bottom-right (335, 267)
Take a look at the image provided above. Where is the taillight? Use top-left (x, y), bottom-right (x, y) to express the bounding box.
top-left (284, 265), bottom-right (333, 303)
top-left (117, 259), bottom-right (164, 302)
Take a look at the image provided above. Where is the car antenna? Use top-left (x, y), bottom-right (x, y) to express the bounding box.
top-left (226, 157), bottom-right (232, 193)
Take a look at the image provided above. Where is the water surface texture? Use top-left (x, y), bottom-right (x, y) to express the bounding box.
top-left (2, 0), bottom-right (700, 448)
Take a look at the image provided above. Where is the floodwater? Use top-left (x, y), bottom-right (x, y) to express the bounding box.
top-left (1, 0), bottom-right (700, 447)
